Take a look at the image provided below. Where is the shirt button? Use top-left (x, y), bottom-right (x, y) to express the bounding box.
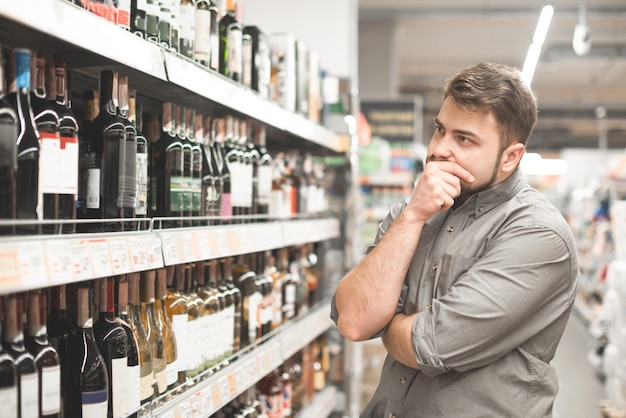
top-left (389, 414), bottom-right (396, 418)
top-left (400, 376), bottom-right (407, 384)
top-left (446, 226), bottom-right (454, 232)
top-left (432, 264), bottom-right (438, 272)
top-left (478, 206), bottom-right (485, 212)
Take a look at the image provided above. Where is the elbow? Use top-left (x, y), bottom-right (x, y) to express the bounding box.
top-left (337, 315), bottom-right (371, 342)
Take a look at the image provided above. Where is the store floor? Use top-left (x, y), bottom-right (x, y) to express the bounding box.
top-left (359, 314), bottom-right (606, 417)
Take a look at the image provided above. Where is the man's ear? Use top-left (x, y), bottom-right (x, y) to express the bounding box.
top-left (501, 143), bottom-right (525, 173)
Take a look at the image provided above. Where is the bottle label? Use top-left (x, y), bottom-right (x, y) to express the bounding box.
top-left (172, 313), bottom-right (189, 371)
top-left (242, 35), bottom-right (252, 87)
top-left (166, 362), bottom-right (177, 387)
top-left (247, 292), bottom-right (262, 343)
top-left (264, 392), bottom-right (284, 418)
top-left (221, 191), bottom-right (232, 217)
top-left (169, 175), bottom-right (185, 212)
top-left (155, 364), bottom-right (167, 394)
top-left (82, 389), bottom-right (108, 417)
top-left (139, 372), bottom-right (153, 402)
top-left (226, 24), bottom-right (243, 77)
top-left (0, 385), bottom-right (18, 418)
top-left (117, 0), bottom-right (131, 29)
top-left (135, 152), bottom-right (148, 215)
top-left (20, 371), bottom-right (39, 418)
top-left (60, 135), bottom-right (79, 195)
top-left (39, 131), bottom-right (62, 194)
top-left (111, 357), bottom-right (128, 418)
top-left (126, 364), bottom-right (141, 415)
top-left (191, 177), bottom-right (202, 212)
top-left (86, 167), bottom-right (101, 209)
top-left (119, 139), bottom-right (138, 209)
top-left (194, 8), bottom-right (212, 62)
top-left (282, 381), bottom-right (293, 416)
top-left (257, 165), bottom-right (272, 205)
top-left (14, 49), bottom-right (31, 89)
top-left (136, 0), bottom-right (148, 10)
top-left (224, 304), bottom-right (235, 353)
top-left (179, 4), bottom-right (195, 42)
top-left (41, 364), bottom-right (61, 415)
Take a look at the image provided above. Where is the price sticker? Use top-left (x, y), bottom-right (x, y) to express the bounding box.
top-left (129, 236), bottom-right (148, 270)
top-left (227, 374), bottom-right (237, 396)
top-left (109, 238), bottom-right (131, 274)
top-left (45, 240), bottom-right (73, 282)
top-left (18, 241), bottom-right (47, 286)
top-left (181, 232), bottom-right (195, 261)
top-left (0, 243), bottom-right (20, 285)
top-left (178, 400), bottom-right (193, 418)
top-left (201, 387), bottom-right (213, 415)
top-left (219, 376), bottom-right (230, 402)
top-left (71, 241), bottom-right (93, 279)
top-left (195, 231), bottom-right (211, 259)
top-left (216, 230), bottom-right (228, 255)
top-left (210, 382), bottom-right (221, 408)
top-left (161, 234), bottom-right (179, 265)
top-left (88, 239), bottom-right (113, 277)
top-left (146, 236), bottom-right (164, 268)
top-left (190, 392), bottom-right (204, 417)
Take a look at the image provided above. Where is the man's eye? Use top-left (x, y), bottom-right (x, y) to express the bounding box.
top-left (434, 125), bottom-right (444, 133)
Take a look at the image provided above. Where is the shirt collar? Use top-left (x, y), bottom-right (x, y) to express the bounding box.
top-left (456, 169), bottom-right (526, 219)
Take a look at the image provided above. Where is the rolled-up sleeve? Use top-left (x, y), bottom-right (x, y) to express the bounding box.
top-left (412, 223), bottom-right (578, 377)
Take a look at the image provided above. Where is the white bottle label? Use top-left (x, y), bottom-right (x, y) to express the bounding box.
top-left (0, 385), bottom-right (18, 418)
top-left (179, 4), bottom-right (196, 42)
top-left (194, 8), bottom-right (212, 61)
top-left (60, 137), bottom-right (79, 195)
top-left (20, 371), bottom-right (38, 418)
top-left (135, 152), bottom-right (148, 215)
top-left (139, 372), bottom-right (154, 402)
top-left (86, 167), bottom-right (101, 209)
top-left (82, 389), bottom-right (108, 418)
top-left (111, 357), bottom-right (128, 418)
top-left (172, 313), bottom-right (189, 371)
top-left (39, 132), bottom-right (62, 194)
top-left (41, 364), bottom-right (61, 415)
top-left (126, 364), bottom-right (141, 415)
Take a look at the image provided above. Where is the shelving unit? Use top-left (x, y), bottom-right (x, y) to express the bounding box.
top-left (0, 1), bottom-right (348, 417)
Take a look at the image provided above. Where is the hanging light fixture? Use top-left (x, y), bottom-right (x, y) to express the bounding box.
top-left (521, 4), bottom-right (554, 86)
top-left (573, 0), bottom-right (592, 56)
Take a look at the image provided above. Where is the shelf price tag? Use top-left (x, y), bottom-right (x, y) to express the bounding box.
top-left (178, 400), bottom-right (193, 418)
top-left (129, 236), bottom-right (149, 270)
top-left (0, 243), bottom-right (20, 286)
top-left (200, 387), bottom-right (213, 415)
top-left (146, 236), bottom-right (164, 268)
top-left (88, 239), bottom-right (113, 277)
top-left (218, 376), bottom-right (230, 403)
top-left (161, 234), bottom-right (179, 265)
top-left (181, 232), bottom-right (195, 262)
top-left (45, 240), bottom-right (73, 282)
top-left (216, 230), bottom-right (229, 256)
top-left (194, 231), bottom-right (211, 260)
top-left (71, 241), bottom-right (94, 279)
top-left (190, 391), bottom-right (205, 418)
top-left (109, 238), bottom-right (131, 274)
top-left (210, 382), bottom-right (222, 410)
top-left (18, 241), bottom-right (47, 287)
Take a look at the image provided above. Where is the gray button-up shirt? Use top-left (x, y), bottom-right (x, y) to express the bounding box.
top-left (332, 170), bottom-right (580, 417)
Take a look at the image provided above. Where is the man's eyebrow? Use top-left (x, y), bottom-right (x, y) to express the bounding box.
top-left (434, 117), bottom-right (481, 141)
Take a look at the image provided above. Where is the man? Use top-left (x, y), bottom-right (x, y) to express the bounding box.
top-left (332, 62), bottom-right (580, 417)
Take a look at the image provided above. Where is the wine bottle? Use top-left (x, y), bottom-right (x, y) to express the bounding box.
top-left (212, 117), bottom-right (230, 221)
top-left (151, 102), bottom-right (184, 228)
top-left (177, 106), bottom-right (192, 224)
top-left (186, 265), bottom-right (207, 376)
top-left (243, 119), bottom-right (259, 218)
top-left (24, 292), bottom-right (61, 418)
top-left (66, 283), bottom-right (108, 418)
top-left (127, 273), bottom-right (156, 408)
top-left (145, 0), bottom-right (160, 42)
top-left (116, 76), bottom-right (138, 231)
top-left (218, 0), bottom-right (243, 81)
top-left (279, 248), bottom-right (296, 323)
top-left (170, 0), bottom-right (180, 53)
top-left (0, 297), bottom-right (18, 418)
top-left (257, 369), bottom-right (284, 418)
top-left (224, 116), bottom-right (243, 219)
top-left (93, 278), bottom-right (129, 418)
top-left (130, 90), bottom-right (148, 225)
top-left (46, 286), bottom-right (72, 417)
top-left (76, 90), bottom-right (96, 226)
top-left (202, 116), bottom-right (221, 221)
top-left (255, 125), bottom-right (271, 218)
top-left (243, 26), bottom-right (271, 98)
top-left (193, 0), bottom-right (219, 69)
top-left (84, 70), bottom-right (129, 232)
top-left (140, 270), bottom-right (167, 395)
top-left (30, 51), bottom-right (62, 235)
top-left (179, 0), bottom-right (196, 58)
top-left (196, 262), bottom-right (217, 369)
top-left (165, 265), bottom-right (189, 385)
top-left (154, 268), bottom-right (178, 390)
top-left (48, 60), bottom-right (79, 234)
top-left (264, 251), bottom-right (283, 331)
top-left (204, 260), bottom-right (225, 365)
top-left (131, 0), bottom-right (148, 36)
top-left (0, 46), bottom-right (18, 235)
top-left (114, 275), bottom-right (140, 417)
top-left (231, 255), bottom-right (258, 349)
top-left (214, 259), bottom-right (236, 358)
top-left (7, 48), bottom-right (40, 235)
top-left (199, 114), bottom-right (214, 220)
top-left (189, 111), bottom-right (203, 223)
top-left (158, 0), bottom-right (172, 49)
top-left (222, 258), bottom-right (242, 353)
top-left (2, 294), bottom-right (39, 418)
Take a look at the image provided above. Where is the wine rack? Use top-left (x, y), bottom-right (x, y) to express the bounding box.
top-left (0, 1), bottom-right (347, 417)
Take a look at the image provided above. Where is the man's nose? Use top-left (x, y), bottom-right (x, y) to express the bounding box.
top-left (430, 135), bottom-right (454, 160)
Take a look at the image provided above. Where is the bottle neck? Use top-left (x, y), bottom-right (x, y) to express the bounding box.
top-left (13, 48), bottom-right (32, 94)
top-left (32, 50), bottom-right (46, 98)
top-left (27, 292), bottom-right (48, 339)
top-left (141, 270), bottom-right (157, 306)
top-left (2, 296), bottom-right (24, 344)
top-left (77, 286), bottom-right (93, 328)
top-left (98, 278), bottom-right (116, 320)
top-left (54, 61), bottom-right (68, 106)
top-left (50, 285), bottom-right (67, 319)
top-left (116, 277), bottom-right (129, 318)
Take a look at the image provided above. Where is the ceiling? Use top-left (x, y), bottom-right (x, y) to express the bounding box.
top-left (358, 0), bottom-right (626, 151)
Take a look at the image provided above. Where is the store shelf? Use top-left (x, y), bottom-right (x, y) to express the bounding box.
top-left (295, 386), bottom-right (339, 418)
top-left (0, 0), bottom-right (344, 154)
top-left (151, 300), bottom-right (334, 418)
top-left (0, 217), bottom-right (340, 295)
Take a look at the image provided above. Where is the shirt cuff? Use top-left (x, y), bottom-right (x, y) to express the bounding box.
top-left (413, 302), bottom-right (450, 377)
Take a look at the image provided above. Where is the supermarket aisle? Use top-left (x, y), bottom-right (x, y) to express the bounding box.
top-left (552, 313), bottom-right (606, 418)
top-left (359, 313), bottom-right (607, 417)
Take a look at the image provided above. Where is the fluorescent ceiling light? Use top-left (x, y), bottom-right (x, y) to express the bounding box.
top-left (521, 4), bottom-right (554, 87)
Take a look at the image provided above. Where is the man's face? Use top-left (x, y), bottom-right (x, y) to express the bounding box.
top-left (427, 97), bottom-right (506, 203)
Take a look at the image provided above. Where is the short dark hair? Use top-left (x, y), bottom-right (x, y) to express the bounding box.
top-left (444, 62), bottom-right (538, 148)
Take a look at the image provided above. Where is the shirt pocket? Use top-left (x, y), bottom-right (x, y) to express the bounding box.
top-left (434, 254), bottom-right (479, 298)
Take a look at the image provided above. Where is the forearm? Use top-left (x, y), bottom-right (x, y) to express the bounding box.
top-left (382, 313), bottom-right (419, 369)
top-left (335, 211), bottom-right (424, 341)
